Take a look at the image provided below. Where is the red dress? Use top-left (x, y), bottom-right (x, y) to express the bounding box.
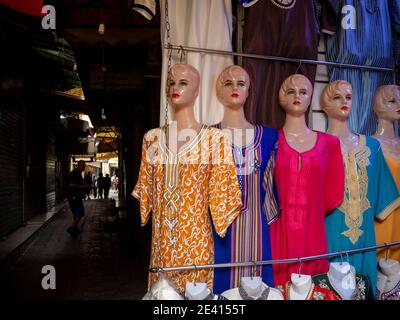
top-left (270, 130), bottom-right (344, 286)
top-left (278, 282), bottom-right (340, 300)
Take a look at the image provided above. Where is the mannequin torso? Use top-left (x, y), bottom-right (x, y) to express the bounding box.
top-left (213, 65), bottom-right (277, 293)
top-left (269, 75), bottom-right (345, 286)
top-left (185, 282), bottom-right (209, 300)
top-left (221, 281), bottom-right (284, 300)
top-left (377, 258), bottom-right (400, 300)
top-left (327, 262), bottom-right (356, 300)
top-left (288, 274), bottom-right (313, 300)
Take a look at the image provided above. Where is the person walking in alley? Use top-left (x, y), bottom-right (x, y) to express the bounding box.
top-left (97, 173), bottom-right (104, 199)
top-left (92, 174), bottom-right (97, 198)
top-left (65, 160), bottom-right (89, 238)
top-left (103, 174), bottom-right (112, 199)
top-left (84, 171), bottom-right (92, 200)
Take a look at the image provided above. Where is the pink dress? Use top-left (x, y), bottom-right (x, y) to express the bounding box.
top-left (270, 130), bottom-right (345, 286)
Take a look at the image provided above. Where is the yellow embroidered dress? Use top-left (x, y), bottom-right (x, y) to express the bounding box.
top-left (132, 126), bottom-right (242, 292)
top-left (374, 138), bottom-right (400, 260)
top-left (325, 136), bottom-right (400, 296)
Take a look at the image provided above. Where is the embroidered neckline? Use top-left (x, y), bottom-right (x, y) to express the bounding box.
top-left (238, 285), bottom-right (270, 300)
top-left (338, 135), bottom-right (371, 244)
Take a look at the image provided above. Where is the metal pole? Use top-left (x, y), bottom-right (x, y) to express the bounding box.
top-left (164, 44), bottom-right (395, 74)
top-left (149, 241), bottom-right (400, 273)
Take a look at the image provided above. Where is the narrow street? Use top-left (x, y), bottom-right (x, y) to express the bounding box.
top-left (1, 194), bottom-right (151, 300)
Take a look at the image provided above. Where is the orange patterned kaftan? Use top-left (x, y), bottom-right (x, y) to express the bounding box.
top-left (132, 126), bottom-right (242, 292)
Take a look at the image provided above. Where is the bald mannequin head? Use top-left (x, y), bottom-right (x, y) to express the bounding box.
top-left (320, 80), bottom-right (353, 121)
top-left (216, 65), bottom-right (250, 109)
top-left (373, 85), bottom-right (400, 122)
top-left (278, 74), bottom-right (313, 116)
top-left (167, 64), bottom-right (200, 108)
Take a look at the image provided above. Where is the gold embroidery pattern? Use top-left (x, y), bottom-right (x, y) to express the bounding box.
top-left (338, 136), bottom-right (372, 245)
top-left (132, 127), bottom-right (242, 292)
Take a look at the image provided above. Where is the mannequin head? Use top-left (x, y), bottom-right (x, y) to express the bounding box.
top-left (167, 64), bottom-right (200, 109)
top-left (216, 65), bottom-right (250, 110)
top-left (373, 85), bottom-right (400, 122)
top-left (278, 74), bottom-right (313, 117)
top-left (320, 80), bottom-right (353, 121)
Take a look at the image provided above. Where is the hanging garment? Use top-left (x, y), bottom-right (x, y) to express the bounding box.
top-left (132, 0), bottom-right (157, 20)
top-left (277, 281), bottom-right (340, 300)
top-left (313, 272), bottom-right (374, 300)
top-left (133, 126), bottom-right (242, 292)
top-left (325, 136), bottom-right (400, 297)
top-left (242, 0), bottom-right (339, 129)
top-left (374, 139), bottom-right (400, 261)
top-left (158, 0), bottom-right (234, 126)
top-left (270, 130), bottom-right (345, 286)
top-left (212, 125), bottom-right (279, 293)
top-left (325, 0), bottom-right (399, 135)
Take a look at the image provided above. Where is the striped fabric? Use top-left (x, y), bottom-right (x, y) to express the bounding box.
top-left (325, 0), bottom-right (397, 135)
top-left (212, 124), bottom-right (278, 293)
top-left (262, 141), bottom-right (280, 225)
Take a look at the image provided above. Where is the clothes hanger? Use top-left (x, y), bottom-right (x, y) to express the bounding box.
top-left (241, 260), bottom-right (263, 297)
top-left (185, 264), bottom-right (208, 300)
top-left (178, 45), bottom-right (186, 64)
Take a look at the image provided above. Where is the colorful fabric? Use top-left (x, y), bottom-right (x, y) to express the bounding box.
top-left (270, 130), bottom-right (345, 286)
top-left (325, 0), bottom-right (398, 135)
top-left (213, 125), bottom-right (279, 293)
top-left (277, 281), bottom-right (340, 300)
top-left (313, 272), bottom-right (374, 300)
top-left (325, 136), bottom-right (400, 296)
top-left (374, 139), bottom-right (400, 261)
top-left (132, 126), bottom-right (242, 292)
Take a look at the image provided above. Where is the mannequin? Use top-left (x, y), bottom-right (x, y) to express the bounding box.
top-left (269, 74), bottom-right (345, 287)
top-left (221, 278), bottom-right (284, 300)
top-left (240, 276), bottom-right (263, 297)
top-left (185, 281), bottom-right (209, 300)
top-left (377, 258), bottom-right (400, 300)
top-left (289, 274), bottom-right (313, 300)
top-left (373, 85), bottom-right (400, 261)
top-left (277, 273), bottom-right (340, 300)
top-left (133, 63), bottom-right (242, 293)
top-left (313, 262), bottom-right (373, 300)
top-left (321, 80), bottom-right (400, 297)
top-left (212, 65), bottom-right (278, 293)
top-left (143, 274), bottom-right (184, 300)
top-left (327, 262), bottom-right (356, 300)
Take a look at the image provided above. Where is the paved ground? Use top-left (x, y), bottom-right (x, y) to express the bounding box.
top-left (0, 197), bottom-right (151, 300)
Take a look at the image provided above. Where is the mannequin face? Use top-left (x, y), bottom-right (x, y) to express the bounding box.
top-left (167, 64), bottom-right (200, 108)
top-left (374, 85), bottom-right (400, 122)
top-left (321, 81), bottom-right (353, 121)
top-left (216, 66), bottom-right (250, 109)
top-left (278, 75), bottom-right (313, 116)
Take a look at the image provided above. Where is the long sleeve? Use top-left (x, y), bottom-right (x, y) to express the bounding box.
top-left (324, 137), bottom-right (345, 214)
top-left (374, 144), bottom-right (400, 221)
top-left (209, 131), bottom-right (242, 238)
top-left (132, 134), bottom-right (154, 226)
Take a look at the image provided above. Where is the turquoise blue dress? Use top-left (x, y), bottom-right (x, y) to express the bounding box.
top-left (325, 136), bottom-right (400, 297)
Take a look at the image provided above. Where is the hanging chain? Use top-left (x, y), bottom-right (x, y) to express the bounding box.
top-left (164, 0), bottom-right (172, 131)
